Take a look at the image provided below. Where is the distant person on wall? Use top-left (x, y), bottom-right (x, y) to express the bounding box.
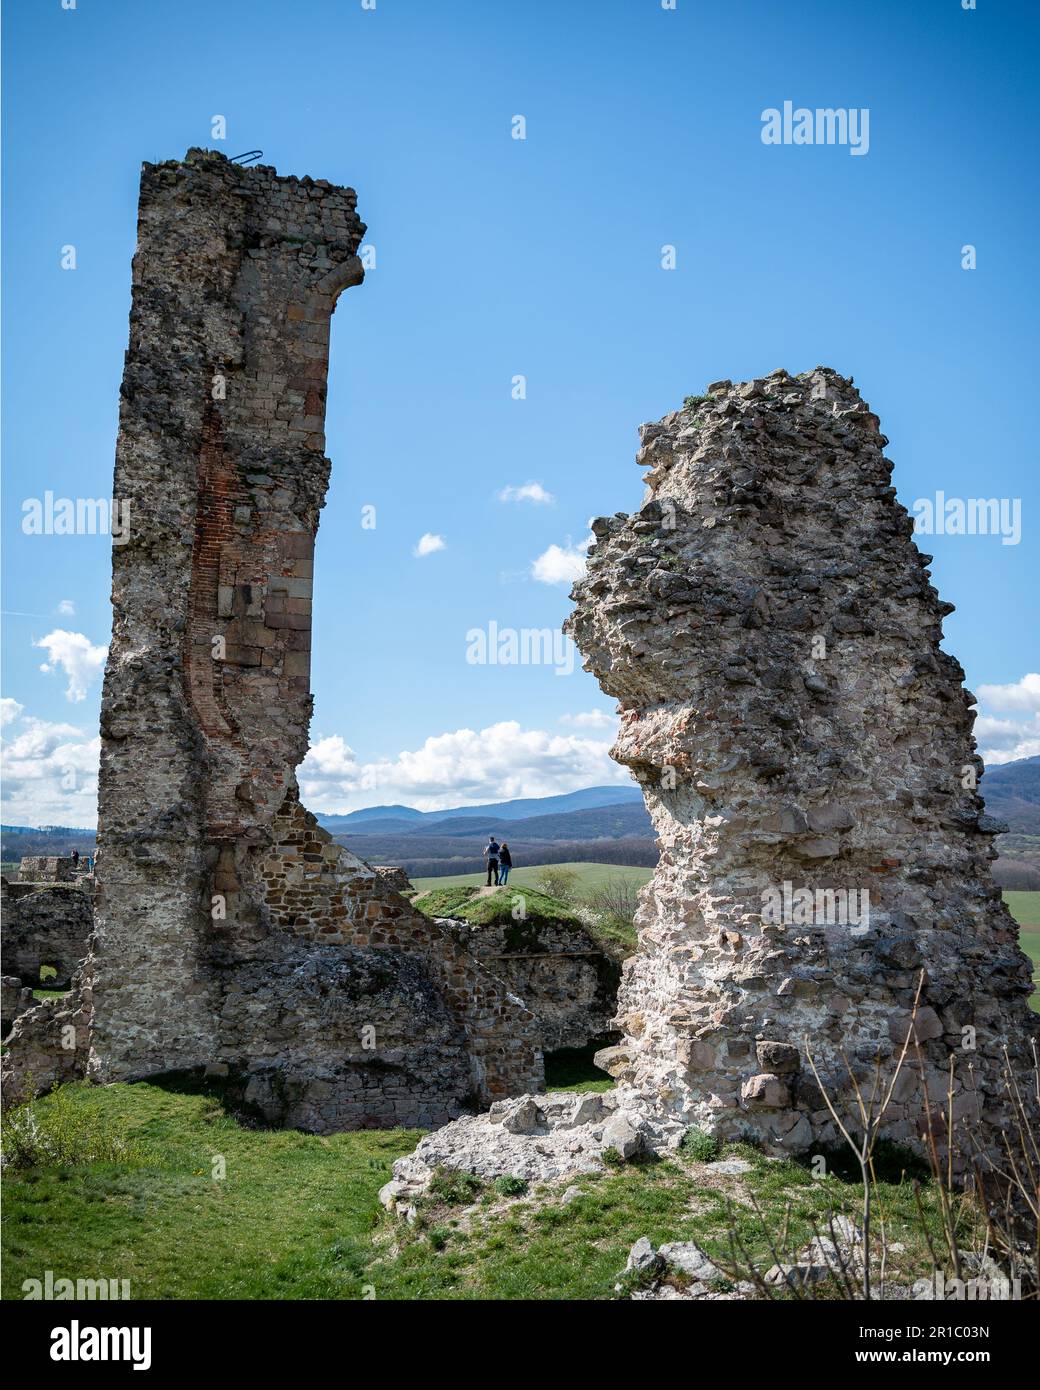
top-left (484, 835), bottom-right (501, 886)
top-left (71, 849), bottom-right (79, 869)
top-left (498, 842), bottom-right (512, 885)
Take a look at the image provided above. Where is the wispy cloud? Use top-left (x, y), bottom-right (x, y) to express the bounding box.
top-left (1, 705), bottom-right (100, 826)
top-left (414, 532), bottom-right (446, 558)
top-left (531, 537), bottom-right (591, 585)
top-left (559, 709), bottom-right (616, 729)
top-left (973, 673), bottom-right (1040, 765)
top-left (34, 629), bottom-right (108, 702)
top-left (1, 697), bottom-right (25, 727)
top-left (299, 719), bottom-right (628, 813)
top-left (498, 482), bottom-right (555, 505)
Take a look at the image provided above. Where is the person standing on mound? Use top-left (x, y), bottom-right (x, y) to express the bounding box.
top-left (498, 842), bottom-right (512, 884)
top-left (483, 835), bottom-right (501, 886)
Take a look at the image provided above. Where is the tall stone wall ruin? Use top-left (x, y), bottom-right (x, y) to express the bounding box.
top-left (386, 368), bottom-right (1038, 1200)
top-left (2, 149), bottom-right (541, 1125)
top-left (566, 367), bottom-right (1038, 1166)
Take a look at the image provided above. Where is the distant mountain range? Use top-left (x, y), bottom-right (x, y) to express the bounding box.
top-left (3, 759), bottom-right (1038, 882)
top-left (979, 755), bottom-right (1040, 835)
top-left (314, 785), bottom-right (645, 833)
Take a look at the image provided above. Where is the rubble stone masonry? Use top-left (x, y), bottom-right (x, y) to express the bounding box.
top-left (2, 150), bottom-right (541, 1123)
top-left (566, 367), bottom-right (1038, 1165)
top-left (386, 368), bottom-right (1038, 1200)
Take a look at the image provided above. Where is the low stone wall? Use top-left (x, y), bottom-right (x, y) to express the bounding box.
top-left (1, 976), bottom-right (36, 1035)
top-left (17, 856), bottom-right (81, 883)
top-left (372, 865), bottom-right (414, 895)
top-left (440, 915), bottom-right (622, 1053)
top-left (1, 878), bottom-right (93, 989)
top-left (245, 793), bottom-right (543, 1127)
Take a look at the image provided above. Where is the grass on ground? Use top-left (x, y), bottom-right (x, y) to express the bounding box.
top-left (1, 1078), bottom-right (957, 1301)
top-left (409, 862), bottom-right (653, 895)
top-left (412, 881), bottom-right (635, 956)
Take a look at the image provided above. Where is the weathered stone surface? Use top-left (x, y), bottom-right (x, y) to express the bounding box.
top-left (386, 368), bottom-right (1038, 1184)
top-left (2, 960), bottom-right (93, 1101)
top-left (438, 908), bottom-right (622, 1052)
top-left (1, 878), bottom-right (93, 990)
top-left (1, 976), bottom-right (36, 1034)
top-left (658, 1241), bottom-right (721, 1283)
top-left (15, 856), bottom-right (85, 883)
top-left (371, 865), bottom-right (414, 895)
top-left (1, 149), bottom-right (542, 1125)
top-left (386, 1091), bottom-right (629, 1195)
top-left (565, 366), bottom-right (1038, 1167)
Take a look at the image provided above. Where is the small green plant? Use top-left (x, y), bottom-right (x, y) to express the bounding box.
top-left (600, 1146), bottom-right (626, 1168)
top-left (494, 1174), bottom-right (528, 1198)
top-left (1, 1085), bottom-right (151, 1172)
top-left (427, 1225), bottom-right (451, 1251)
top-left (680, 1127), bottom-right (721, 1162)
top-left (614, 1261), bottom-right (660, 1297)
top-left (683, 393), bottom-right (709, 410)
top-left (426, 1166), bottom-right (483, 1205)
top-left (535, 866), bottom-right (580, 902)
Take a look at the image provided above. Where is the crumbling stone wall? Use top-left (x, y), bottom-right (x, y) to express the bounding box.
top-left (16, 856), bottom-right (82, 883)
top-left (566, 367), bottom-right (1038, 1164)
top-left (443, 916), bottom-right (622, 1052)
top-left (2, 149), bottom-right (541, 1121)
top-left (1, 976), bottom-right (36, 1035)
top-left (1, 878), bottom-right (93, 989)
top-left (385, 367), bottom-right (1039, 1201)
top-left (372, 865), bottom-right (414, 895)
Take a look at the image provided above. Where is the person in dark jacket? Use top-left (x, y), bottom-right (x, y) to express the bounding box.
top-left (484, 835), bottom-right (501, 886)
top-left (498, 842), bottom-right (513, 884)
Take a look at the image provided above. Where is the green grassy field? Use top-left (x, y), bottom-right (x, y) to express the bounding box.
top-left (411, 861), bottom-right (653, 894)
top-left (1005, 890), bottom-right (1040, 927)
top-left (1, 1080), bottom-right (954, 1301)
top-left (3, 887), bottom-right (1037, 1299)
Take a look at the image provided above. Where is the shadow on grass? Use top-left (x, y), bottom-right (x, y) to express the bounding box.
top-left (544, 1036), bottom-right (618, 1093)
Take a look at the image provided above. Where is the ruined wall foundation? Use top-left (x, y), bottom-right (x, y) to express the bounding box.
top-left (1, 878), bottom-right (93, 990)
top-left (386, 368), bottom-right (1038, 1199)
top-left (2, 149), bottom-right (542, 1122)
top-left (565, 367), bottom-right (1038, 1167)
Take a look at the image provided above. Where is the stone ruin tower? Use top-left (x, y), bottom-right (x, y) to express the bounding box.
top-left (567, 367), bottom-right (1038, 1168)
top-left (2, 149), bottom-right (541, 1126)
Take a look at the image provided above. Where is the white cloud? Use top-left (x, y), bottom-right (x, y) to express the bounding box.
top-left (498, 482), bottom-right (555, 505)
top-left (57, 599), bottom-right (76, 616)
top-left (976, 673), bottom-right (1040, 714)
top-left (299, 719), bottom-right (630, 814)
top-left (1, 708), bottom-right (100, 827)
top-left (531, 537), bottom-right (591, 585)
top-left (559, 709), bottom-right (617, 729)
top-left (34, 629), bottom-right (108, 702)
top-left (972, 675), bottom-right (1040, 765)
top-left (414, 532), bottom-right (446, 558)
top-left (1, 697), bottom-right (24, 727)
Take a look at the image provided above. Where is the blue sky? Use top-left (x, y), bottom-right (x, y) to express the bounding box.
top-left (2, 0), bottom-right (1038, 826)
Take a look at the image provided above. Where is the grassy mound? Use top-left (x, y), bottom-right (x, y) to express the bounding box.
top-left (414, 882), bottom-right (636, 957)
top-left (413, 884), bottom-right (583, 931)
